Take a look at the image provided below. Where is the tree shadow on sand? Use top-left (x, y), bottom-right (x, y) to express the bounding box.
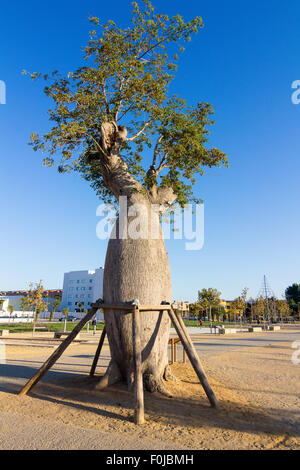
top-left (8, 369), bottom-right (299, 439)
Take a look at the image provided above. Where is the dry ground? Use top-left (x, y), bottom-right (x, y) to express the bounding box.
top-left (0, 331), bottom-right (299, 450)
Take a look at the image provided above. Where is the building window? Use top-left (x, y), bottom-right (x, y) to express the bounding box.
top-left (88, 287), bottom-right (92, 291)
top-left (89, 279), bottom-right (93, 283)
top-left (81, 279), bottom-right (86, 283)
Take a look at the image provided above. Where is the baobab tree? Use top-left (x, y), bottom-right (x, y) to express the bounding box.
top-left (26, 1), bottom-right (227, 394)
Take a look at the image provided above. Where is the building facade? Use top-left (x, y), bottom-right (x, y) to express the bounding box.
top-left (60, 268), bottom-right (104, 315)
top-left (172, 301), bottom-right (190, 317)
top-left (0, 294), bottom-right (59, 316)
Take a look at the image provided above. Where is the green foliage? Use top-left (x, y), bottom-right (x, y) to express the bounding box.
top-left (198, 288), bottom-right (221, 307)
top-left (62, 307), bottom-right (69, 321)
top-left (0, 322), bottom-right (105, 334)
top-left (8, 305), bottom-right (14, 315)
top-left (274, 299), bottom-right (291, 319)
top-left (25, 0), bottom-right (227, 206)
top-left (49, 295), bottom-right (61, 321)
top-left (21, 281), bottom-right (48, 322)
top-left (285, 283), bottom-right (300, 314)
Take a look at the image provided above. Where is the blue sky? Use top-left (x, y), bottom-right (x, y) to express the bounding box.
top-left (0, 0), bottom-right (299, 301)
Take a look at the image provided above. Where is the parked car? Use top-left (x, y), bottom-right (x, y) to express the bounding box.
top-left (59, 315), bottom-right (77, 322)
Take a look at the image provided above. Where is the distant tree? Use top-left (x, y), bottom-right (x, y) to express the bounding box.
top-left (189, 302), bottom-right (199, 318)
top-left (197, 298), bottom-right (209, 318)
top-left (8, 305), bottom-right (14, 322)
top-left (211, 305), bottom-right (225, 321)
top-left (230, 298), bottom-right (243, 322)
top-left (240, 287), bottom-right (249, 319)
top-left (25, 281), bottom-right (48, 326)
top-left (19, 297), bottom-right (28, 314)
top-left (49, 296), bottom-right (61, 321)
top-left (275, 300), bottom-right (291, 322)
top-left (252, 296), bottom-right (267, 322)
top-left (0, 299), bottom-right (4, 311)
top-left (285, 283), bottom-right (300, 315)
top-left (77, 302), bottom-right (84, 319)
top-left (198, 288), bottom-right (221, 321)
top-left (62, 307), bottom-right (69, 321)
top-left (246, 297), bottom-right (255, 322)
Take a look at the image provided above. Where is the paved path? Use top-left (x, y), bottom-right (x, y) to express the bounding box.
top-left (0, 328), bottom-right (299, 450)
top-left (1, 329), bottom-right (299, 393)
top-left (0, 410), bottom-right (184, 450)
top-left (191, 330), bottom-right (300, 355)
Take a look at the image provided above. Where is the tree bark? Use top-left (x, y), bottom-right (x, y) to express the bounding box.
top-left (94, 122), bottom-right (176, 395)
top-left (98, 194), bottom-right (172, 394)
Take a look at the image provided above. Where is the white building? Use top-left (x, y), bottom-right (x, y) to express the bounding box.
top-left (0, 298), bottom-right (9, 313)
top-left (60, 268), bottom-right (104, 318)
top-left (0, 294), bottom-right (56, 319)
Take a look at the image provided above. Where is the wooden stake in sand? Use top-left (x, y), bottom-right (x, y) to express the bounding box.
top-left (132, 304), bottom-right (145, 425)
top-left (19, 305), bottom-right (99, 396)
top-left (89, 326), bottom-right (107, 377)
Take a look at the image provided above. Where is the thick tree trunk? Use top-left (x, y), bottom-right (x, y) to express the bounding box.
top-left (98, 195), bottom-right (172, 394)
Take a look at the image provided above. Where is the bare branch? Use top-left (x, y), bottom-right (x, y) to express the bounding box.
top-left (100, 80), bottom-right (110, 116)
top-left (157, 152), bottom-right (168, 173)
top-left (118, 103), bottom-right (135, 121)
top-left (125, 121), bottom-right (151, 141)
top-left (87, 132), bottom-right (108, 158)
top-left (152, 135), bottom-right (163, 168)
top-left (137, 24), bottom-right (187, 62)
top-left (114, 76), bottom-right (127, 121)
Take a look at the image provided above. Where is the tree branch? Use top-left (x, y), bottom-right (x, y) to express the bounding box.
top-left (125, 121), bottom-right (151, 141)
top-left (100, 80), bottom-right (110, 116)
top-left (152, 135), bottom-right (162, 168)
top-left (156, 152), bottom-right (168, 173)
top-left (155, 186), bottom-right (177, 214)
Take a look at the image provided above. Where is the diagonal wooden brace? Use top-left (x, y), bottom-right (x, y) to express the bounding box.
top-left (19, 305), bottom-right (99, 396)
top-left (167, 306), bottom-right (220, 410)
top-left (89, 326), bottom-right (107, 377)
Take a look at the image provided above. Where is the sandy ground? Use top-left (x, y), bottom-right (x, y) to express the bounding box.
top-left (0, 330), bottom-right (299, 450)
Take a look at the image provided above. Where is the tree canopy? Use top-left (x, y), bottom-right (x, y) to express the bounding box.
top-left (25, 0), bottom-right (227, 208)
top-left (285, 283), bottom-right (300, 305)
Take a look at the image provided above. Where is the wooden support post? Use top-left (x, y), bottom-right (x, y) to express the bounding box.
top-left (183, 348), bottom-right (187, 363)
top-left (174, 340), bottom-right (177, 362)
top-left (171, 339), bottom-right (174, 363)
top-left (89, 327), bottom-right (107, 377)
top-left (19, 306), bottom-right (98, 396)
top-left (132, 306), bottom-right (145, 425)
top-left (168, 307), bottom-right (220, 410)
top-left (174, 309), bottom-right (193, 348)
